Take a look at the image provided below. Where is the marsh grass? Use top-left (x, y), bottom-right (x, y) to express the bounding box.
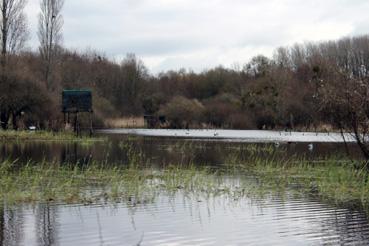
top-left (0, 130), bottom-right (105, 144)
top-left (238, 156), bottom-right (369, 210)
top-left (0, 160), bottom-right (227, 205)
top-left (1, 147), bottom-right (369, 212)
top-left (105, 117), bottom-right (145, 129)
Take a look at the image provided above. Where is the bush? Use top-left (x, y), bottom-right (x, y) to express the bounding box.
top-left (228, 113), bottom-right (253, 129)
top-left (204, 101), bottom-right (236, 128)
top-left (160, 96), bottom-right (205, 128)
top-left (203, 95), bottom-right (253, 129)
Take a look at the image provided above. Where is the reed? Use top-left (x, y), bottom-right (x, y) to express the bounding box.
top-left (0, 130), bottom-right (104, 143)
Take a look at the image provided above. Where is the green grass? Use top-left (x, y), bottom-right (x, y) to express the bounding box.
top-left (0, 130), bottom-right (104, 143)
top-left (0, 160), bottom-right (223, 205)
top-left (226, 155), bottom-right (369, 210)
top-left (0, 152), bottom-right (368, 212)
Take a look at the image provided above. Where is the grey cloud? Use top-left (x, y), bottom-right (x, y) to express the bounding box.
top-left (25, 0), bottom-right (369, 72)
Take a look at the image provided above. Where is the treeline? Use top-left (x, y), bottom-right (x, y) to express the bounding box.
top-left (2, 1), bottom-right (369, 159)
top-left (0, 0), bottom-right (368, 131)
top-left (1, 34), bottom-right (369, 131)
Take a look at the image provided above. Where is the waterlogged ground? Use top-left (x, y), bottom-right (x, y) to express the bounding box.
top-left (0, 131), bottom-right (362, 166)
top-left (0, 131), bottom-right (368, 245)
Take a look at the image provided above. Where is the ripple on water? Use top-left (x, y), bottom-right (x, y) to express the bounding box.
top-left (1, 192), bottom-right (369, 246)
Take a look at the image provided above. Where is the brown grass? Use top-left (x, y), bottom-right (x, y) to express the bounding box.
top-left (105, 117), bottom-right (145, 128)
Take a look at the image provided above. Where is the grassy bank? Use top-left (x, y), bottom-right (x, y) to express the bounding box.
top-left (0, 156), bottom-right (368, 211)
top-left (0, 130), bottom-right (104, 143)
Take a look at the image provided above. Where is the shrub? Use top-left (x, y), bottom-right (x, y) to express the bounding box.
top-left (160, 96), bottom-right (205, 128)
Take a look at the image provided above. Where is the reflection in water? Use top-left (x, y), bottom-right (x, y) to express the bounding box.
top-left (0, 203), bottom-right (59, 246)
top-left (36, 204), bottom-right (58, 246)
top-left (0, 135), bottom-right (363, 167)
top-left (0, 205), bottom-right (24, 246)
top-left (0, 134), bottom-right (367, 245)
top-left (0, 192), bottom-right (369, 245)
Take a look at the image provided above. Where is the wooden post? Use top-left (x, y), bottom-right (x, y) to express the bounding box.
top-left (74, 112), bottom-right (80, 137)
top-left (89, 112), bottom-right (93, 137)
top-left (73, 113), bottom-right (76, 134)
top-left (77, 112), bottom-right (80, 137)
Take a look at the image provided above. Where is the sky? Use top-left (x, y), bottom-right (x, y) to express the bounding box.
top-left (25, 0), bottom-right (369, 74)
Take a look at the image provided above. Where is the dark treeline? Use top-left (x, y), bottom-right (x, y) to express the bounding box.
top-left (2, 1), bottom-right (369, 161)
top-left (2, 34), bottom-right (369, 132)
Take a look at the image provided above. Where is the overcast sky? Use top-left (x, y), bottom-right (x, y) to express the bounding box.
top-left (25, 0), bottom-right (369, 73)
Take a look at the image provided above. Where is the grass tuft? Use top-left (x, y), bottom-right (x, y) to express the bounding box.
top-left (0, 130), bottom-right (105, 143)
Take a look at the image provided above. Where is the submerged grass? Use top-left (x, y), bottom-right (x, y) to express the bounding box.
top-left (0, 160), bottom-right (222, 205)
top-left (0, 130), bottom-right (104, 143)
top-left (228, 155), bottom-right (369, 210)
top-left (0, 150), bottom-right (369, 212)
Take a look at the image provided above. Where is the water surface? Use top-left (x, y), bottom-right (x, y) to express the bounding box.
top-left (0, 132), bottom-right (362, 166)
top-left (2, 191), bottom-right (369, 245)
top-left (0, 131), bottom-right (367, 245)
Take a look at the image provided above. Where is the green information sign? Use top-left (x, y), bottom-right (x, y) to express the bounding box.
top-left (62, 90), bottom-right (92, 113)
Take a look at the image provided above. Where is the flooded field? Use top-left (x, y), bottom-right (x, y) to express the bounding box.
top-left (100, 129), bottom-right (356, 143)
top-left (0, 130), bottom-right (362, 167)
top-left (0, 130), bottom-right (368, 245)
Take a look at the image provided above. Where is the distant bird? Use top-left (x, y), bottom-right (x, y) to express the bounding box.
top-left (275, 142), bottom-right (280, 148)
top-left (214, 131), bottom-right (219, 137)
top-left (29, 126), bottom-right (36, 131)
top-left (308, 143), bottom-right (314, 151)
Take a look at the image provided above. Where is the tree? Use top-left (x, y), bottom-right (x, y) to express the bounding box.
top-left (244, 55), bottom-right (272, 78)
top-left (38, 0), bottom-right (64, 91)
top-left (0, 74), bottom-right (51, 130)
top-left (117, 54), bottom-right (148, 115)
top-left (0, 0), bottom-right (27, 67)
top-left (160, 96), bottom-right (205, 129)
top-left (0, 0), bottom-right (28, 129)
top-left (320, 71), bottom-right (369, 161)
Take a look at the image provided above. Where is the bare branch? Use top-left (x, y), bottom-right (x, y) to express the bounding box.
top-left (0, 0), bottom-right (28, 66)
top-left (38, 0), bottom-right (64, 90)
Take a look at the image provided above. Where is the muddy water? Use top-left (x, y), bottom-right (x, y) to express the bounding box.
top-left (0, 131), bottom-right (368, 245)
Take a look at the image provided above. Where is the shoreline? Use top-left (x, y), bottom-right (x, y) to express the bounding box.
top-left (98, 129), bottom-right (357, 143)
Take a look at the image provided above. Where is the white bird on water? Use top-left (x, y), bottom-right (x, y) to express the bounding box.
top-left (308, 143), bottom-right (314, 151)
top-left (214, 130), bottom-right (219, 137)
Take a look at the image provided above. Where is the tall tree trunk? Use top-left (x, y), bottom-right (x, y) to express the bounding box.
top-left (0, 110), bottom-right (9, 130)
top-left (11, 112), bottom-right (18, 130)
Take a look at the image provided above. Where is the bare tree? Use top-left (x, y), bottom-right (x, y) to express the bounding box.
top-left (38, 0), bottom-right (64, 91)
top-left (318, 64), bottom-right (369, 162)
top-left (0, 0), bottom-right (28, 67)
top-left (0, 0), bottom-right (28, 129)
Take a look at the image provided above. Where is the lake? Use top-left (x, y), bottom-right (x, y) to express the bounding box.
top-left (0, 130), bottom-right (368, 246)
